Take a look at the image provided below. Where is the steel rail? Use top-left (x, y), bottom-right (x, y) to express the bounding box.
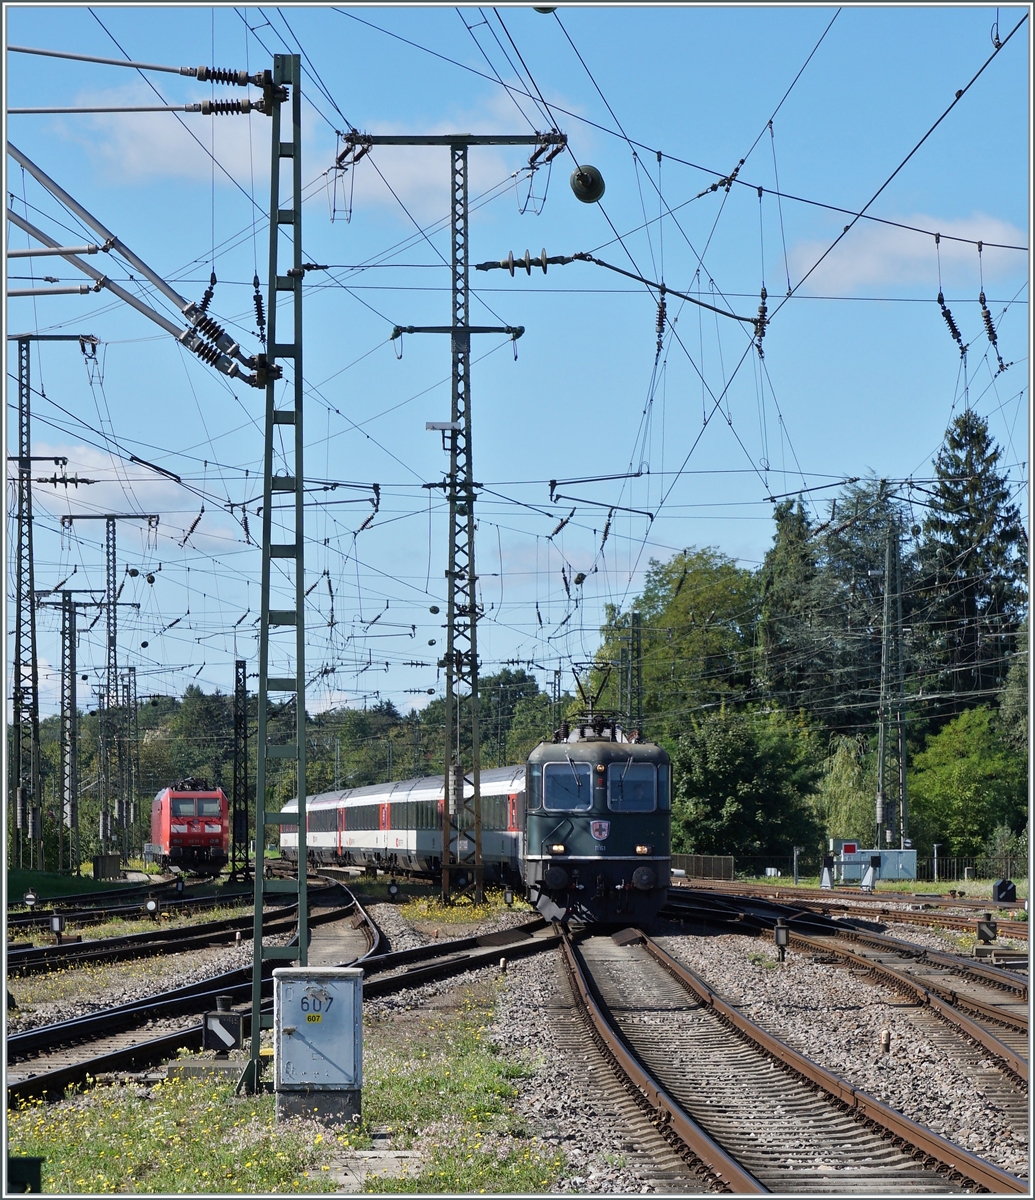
top-left (663, 889), bottom-right (1029, 997)
top-left (641, 932), bottom-right (1026, 1194)
top-left (558, 929), bottom-right (766, 1194)
top-left (828, 926), bottom-right (1028, 1001)
top-left (7, 904), bottom-right (352, 1059)
top-left (786, 930), bottom-right (1028, 1082)
top-left (774, 896), bottom-right (1030, 941)
top-left (7, 909), bottom-right (298, 975)
top-left (8, 890), bottom-right (257, 932)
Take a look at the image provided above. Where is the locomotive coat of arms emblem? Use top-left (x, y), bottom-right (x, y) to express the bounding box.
top-left (590, 820), bottom-right (610, 841)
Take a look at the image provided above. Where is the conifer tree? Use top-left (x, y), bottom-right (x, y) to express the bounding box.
top-left (918, 409), bottom-right (1026, 720)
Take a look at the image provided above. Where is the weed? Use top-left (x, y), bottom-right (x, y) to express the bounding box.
top-left (398, 888), bottom-right (531, 927)
top-left (6, 1077), bottom-right (334, 1194)
top-left (747, 949), bottom-right (778, 969)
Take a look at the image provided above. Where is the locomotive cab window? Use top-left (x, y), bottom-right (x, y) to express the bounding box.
top-left (171, 798), bottom-right (196, 817)
top-left (197, 798), bottom-right (221, 817)
top-left (527, 763), bottom-right (542, 810)
top-left (543, 759), bottom-right (592, 811)
top-left (658, 764), bottom-right (671, 811)
top-left (607, 761), bottom-right (656, 812)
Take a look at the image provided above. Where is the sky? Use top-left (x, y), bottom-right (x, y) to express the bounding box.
top-left (4, 4), bottom-right (1031, 722)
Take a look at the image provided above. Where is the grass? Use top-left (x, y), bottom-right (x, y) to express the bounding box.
top-left (746, 949), bottom-right (779, 969)
top-left (396, 887), bottom-right (533, 928)
top-left (6, 1076), bottom-right (335, 1194)
top-left (733, 872), bottom-right (1028, 901)
top-left (358, 977), bottom-right (566, 1193)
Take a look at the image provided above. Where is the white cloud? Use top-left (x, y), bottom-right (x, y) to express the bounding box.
top-left (788, 212), bottom-right (1026, 293)
top-left (58, 82), bottom-right (333, 186)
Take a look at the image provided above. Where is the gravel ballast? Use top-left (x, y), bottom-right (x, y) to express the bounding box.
top-left (655, 922), bottom-right (1029, 1180)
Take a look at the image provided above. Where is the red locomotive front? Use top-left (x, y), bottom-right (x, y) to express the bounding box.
top-left (151, 777), bottom-right (229, 873)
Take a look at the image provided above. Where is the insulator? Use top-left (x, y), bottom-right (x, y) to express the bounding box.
top-left (194, 313), bottom-right (226, 342)
top-left (196, 65), bottom-right (250, 86)
top-left (253, 277), bottom-right (266, 341)
top-left (656, 296), bottom-right (667, 339)
top-left (15, 786), bottom-right (26, 830)
top-left (200, 98), bottom-right (253, 116)
top-left (981, 302), bottom-right (998, 346)
top-left (192, 339), bottom-right (222, 366)
top-left (198, 271), bottom-right (216, 314)
top-left (940, 304), bottom-right (962, 346)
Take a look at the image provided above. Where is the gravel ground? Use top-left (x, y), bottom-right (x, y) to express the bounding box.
top-left (360, 923), bottom-right (662, 1194)
top-left (6, 935), bottom-right (288, 1033)
top-left (654, 922), bottom-right (1029, 1179)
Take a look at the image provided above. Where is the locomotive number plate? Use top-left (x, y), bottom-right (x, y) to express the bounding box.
top-left (306, 1013), bottom-right (322, 1023)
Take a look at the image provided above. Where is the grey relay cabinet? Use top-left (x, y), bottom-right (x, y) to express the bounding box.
top-left (273, 967), bottom-right (363, 1122)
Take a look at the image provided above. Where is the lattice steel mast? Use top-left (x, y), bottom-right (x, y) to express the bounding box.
top-left (245, 53), bottom-right (307, 1095)
top-left (336, 131), bottom-right (564, 904)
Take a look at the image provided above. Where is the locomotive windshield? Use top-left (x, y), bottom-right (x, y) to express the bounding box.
top-left (607, 761), bottom-right (656, 811)
top-left (171, 798), bottom-right (196, 816)
top-left (543, 759), bottom-right (592, 810)
top-left (197, 798), bottom-right (221, 816)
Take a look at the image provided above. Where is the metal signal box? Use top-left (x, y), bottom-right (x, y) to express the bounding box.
top-left (273, 967), bottom-right (363, 1122)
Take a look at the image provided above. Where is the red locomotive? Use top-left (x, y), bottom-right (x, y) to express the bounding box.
top-left (149, 777), bottom-right (229, 874)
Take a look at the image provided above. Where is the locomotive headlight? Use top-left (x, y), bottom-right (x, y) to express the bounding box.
top-left (635, 845), bottom-right (653, 856)
top-left (549, 843), bottom-right (566, 854)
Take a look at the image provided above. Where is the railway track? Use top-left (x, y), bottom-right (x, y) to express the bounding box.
top-left (562, 925), bottom-right (1025, 1194)
top-left (664, 886), bottom-right (1029, 1084)
top-left (7, 887), bottom-right (255, 936)
top-left (6, 897), bottom-right (551, 1107)
top-left (674, 880), bottom-right (1030, 940)
top-left (6, 905), bottom-right (293, 975)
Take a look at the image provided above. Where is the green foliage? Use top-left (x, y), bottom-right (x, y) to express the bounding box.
top-left (758, 498), bottom-right (819, 707)
top-left (908, 706), bottom-right (1027, 855)
top-left (671, 706), bottom-right (824, 856)
top-left (813, 734), bottom-right (876, 845)
top-left (595, 546), bottom-right (758, 740)
top-left (997, 618), bottom-right (1028, 755)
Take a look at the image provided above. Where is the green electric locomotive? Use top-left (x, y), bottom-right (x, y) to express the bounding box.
top-left (524, 718), bottom-right (671, 923)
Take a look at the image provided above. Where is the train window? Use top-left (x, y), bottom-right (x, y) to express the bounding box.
top-left (528, 764), bottom-right (542, 809)
top-left (658, 764), bottom-right (671, 811)
top-left (197, 798), bottom-right (221, 817)
top-left (543, 760), bottom-right (592, 811)
top-left (607, 761), bottom-right (656, 812)
top-left (171, 798), bottom-right (196, 817)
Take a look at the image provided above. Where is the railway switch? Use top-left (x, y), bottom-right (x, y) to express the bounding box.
top-left (273, 967), bottom-right (363, 1123)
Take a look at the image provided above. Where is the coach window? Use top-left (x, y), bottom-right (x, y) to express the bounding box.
top-left (197, 798), bottom-right (221, 817)
top-left (171, 798), bottom-right (196, 817)
top-left (607, 761), bottom-right (656, 812)
top-left (528, 763), bottom-right (542, 810)
top-left (543, 760), bottom-right (592, 811)
top-left (658, 764), bottom-right (671, 811)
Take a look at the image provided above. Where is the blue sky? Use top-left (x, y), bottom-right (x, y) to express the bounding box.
top-left (5, 5), bottom-right (1030, 719)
